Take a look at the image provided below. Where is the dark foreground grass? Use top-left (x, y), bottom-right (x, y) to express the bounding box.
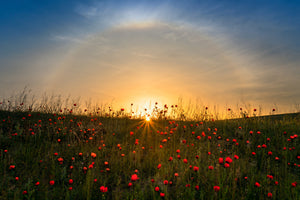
top-left (0, 110), bottom-right (299, 199)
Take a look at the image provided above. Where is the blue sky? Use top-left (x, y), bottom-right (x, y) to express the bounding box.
top-left (1, 0), bottom-right (300, 114)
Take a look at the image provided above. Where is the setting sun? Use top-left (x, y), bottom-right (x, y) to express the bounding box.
top-left (145, 115), bottom-right (151, 122)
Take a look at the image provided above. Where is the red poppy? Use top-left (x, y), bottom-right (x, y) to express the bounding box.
top-left (213, 186), bottom-right (220, 192)
top-left (268, 193), bottom-right (272, 198)
top-left (225, 157), bottom-right (232, 163)
top-left (219, 158), bottom-right (224, 164)
top-left (255, 182), bottom-right (261, 187)
top-left (193, 166), bottom-right (199, 172)
top-left (49, 180), bottom-right (55, 185)
top-left (100, 186), bottom-right (108, 192)
top-left (131, 174), bottom-right (139, 181)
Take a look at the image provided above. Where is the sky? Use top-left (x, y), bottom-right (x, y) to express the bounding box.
top-left (0, 0), bottom-right (300, 115)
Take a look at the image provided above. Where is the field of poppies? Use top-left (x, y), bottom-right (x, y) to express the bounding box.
top-left (0, 104), bottom-right (299, 199)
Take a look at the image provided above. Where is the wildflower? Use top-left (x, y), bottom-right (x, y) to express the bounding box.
top-left (255, 182), bottom-right (261, 187)
top-left (157, 164), bottom-right (161, 169)
top-left (163, 180), bottom-right (168, 185)
top-left (225, 157), bottom-right (232, 163)
top-left (57, 157), bottom-right (63, 164)
top-left (268, 192), bottom-right (272, 198)
top-left (49, 180), bottom-right (55, 185)
top-left (131, 174), bottom-right (139, 181)
top-left (193, 166), bottom-right (199, 172)
top-left (91, 152), bottom-right (96, 158)
top-left (9, 165), bottom-right (15, 170)
top-left (183, 159), bottom-right (188, 164)
top-left (69, 179), bottom-right (73, 184)
top-left (213, 186), bottom-right (220, 192)
top-left (100, 186), bottom-right (108, 192)
top-left (219, 158), bottom-right (224, 164)
top-left (160, 193), bottom-right (165, 197)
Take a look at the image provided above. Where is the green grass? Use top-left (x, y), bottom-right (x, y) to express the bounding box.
top-left (0, 110), bottom-right (299, 199)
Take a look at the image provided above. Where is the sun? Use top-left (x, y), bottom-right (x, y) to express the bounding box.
top-left (145, 115), bottom-right (151, 122)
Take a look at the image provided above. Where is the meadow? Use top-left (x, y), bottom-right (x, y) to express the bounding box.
top-left (0, 102), bottom-right (299, 200)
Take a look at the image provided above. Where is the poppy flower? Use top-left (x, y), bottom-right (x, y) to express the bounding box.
top-left (160, 193), bottom-right (165, 197)
top-left (9, 165), bottom-right (15, 170)
top-left (91, 152), bottom-right (96, 158)
top-left (157, 164), bottom-right (161, 169)
top-left (255, 182), bottom-right (261, 187)
top-left (225, 157), bottom-right (232, 163)
top-left (213, 186), bottom-right (220, 192)
top-left (155, 186), bottom-right (160, 192)
top-left (219, 158), bottom-right (224, 164)
top-left (193, 166), bottom-right (199, 172)
top-left (267, 193), bottom-right (272, 198)
top-left (49, 180), bottom-right (55, 185)
top-left (100, 186), bottom-right (108, 192)
top-left (131, 174), bottom-right (139, 181)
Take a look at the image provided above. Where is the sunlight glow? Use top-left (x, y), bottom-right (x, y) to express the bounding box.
top-left (145, 115), bottom-right (151, 122)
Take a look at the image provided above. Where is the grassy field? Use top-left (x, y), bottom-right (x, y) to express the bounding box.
top-left (0, 109), bottom-right (299, 199)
